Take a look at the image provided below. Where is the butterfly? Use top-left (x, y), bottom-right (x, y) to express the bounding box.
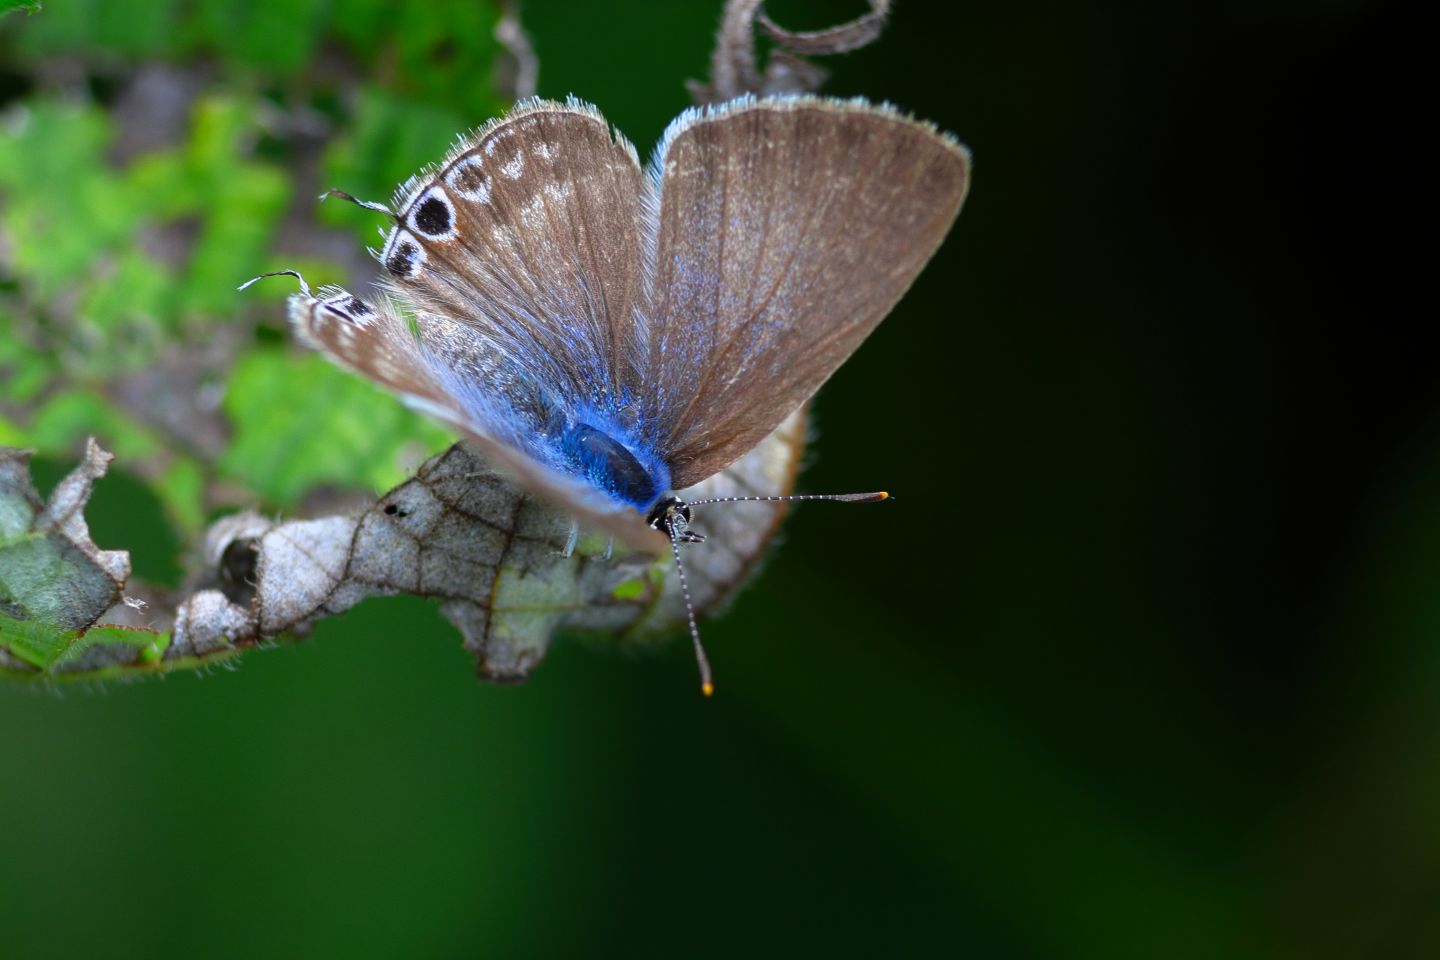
top-left (244, 94), bottom-right (970, 693)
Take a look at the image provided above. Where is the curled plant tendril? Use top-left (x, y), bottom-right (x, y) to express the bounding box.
top-left (688, 0), bottom-right (892, 104)
top-left (493, 0), bottom-right (539, 102)
top-left (0, 412), bottom-right (806, 683)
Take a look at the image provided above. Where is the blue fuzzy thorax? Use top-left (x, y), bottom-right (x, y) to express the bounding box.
top-left (556, 419), bottom-right (669, 511)
top-left (423, 357), bottom-right (670, 513)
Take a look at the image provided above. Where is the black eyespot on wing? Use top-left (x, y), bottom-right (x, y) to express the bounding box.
top-left (386, 238), bottom-right (420, 277)
top-left (447, 158), bottom-right (491, 200)
top-left (323, 294), bottom-right (374, 322)
top-left (413, 195), bottom-right (452, 236)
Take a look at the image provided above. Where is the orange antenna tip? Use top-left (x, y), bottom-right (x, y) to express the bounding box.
top-left (702, 681), bottom-right (715, 698)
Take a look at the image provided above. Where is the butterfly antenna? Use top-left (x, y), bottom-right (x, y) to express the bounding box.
top-left (666, 521), bottom-right (714, 697)
top-left (685, 491), bottom-right (890, 507)
top-left (318, 188), bottom-right (396, 217)
top-left (237, 270), bottom-right (311, 296)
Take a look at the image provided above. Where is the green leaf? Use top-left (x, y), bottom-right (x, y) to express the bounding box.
top-left (124, 150), bottom-right (202, 216)
top-left (0, 103), bottom-right (142, 301)
top-left (321, 88), bottom-right (470, 242)
top-left (29, 390), bottom-right (165, 462)
top-left (0, 614), bottom-right (84, 668)
top-left (0, 616), bottom-right (167, 671)
top-left (0, 2), bottom-right (42, 19)
top-left (159, 96), bottom-right (292, 319)
top-left (0, 318), bottom-right (56, 405)
top-left (0, 533), bottom-right (117, 629)
top-left (389, 2), bottom-right (505, 117)
top-left (0, 455), bottom-right (36, 540)
top-left (178, 162), bottom-right (290, 317)
top-left (79, 623), bottom-right (169, 663)
top-left (0, 94), bottom-right (290, 379)
top-left (185, 0), bottom-right (329, 73)
top-left (10, 0), bottom-right (180, 58)
top-left (20, 391), bottom-right (205, 543)
top-left (0, 415), bottom-right (26, 447)
top-left (155, 458), bottom-right (206, 537)
top-left (0, 443), bottom-right (130, 669)
top-left (611, 578), bottom-right (647, 600)
top-left (221, 349), bottom-right (452, 503)
top-left (74, 248), bottom-right (175, 354)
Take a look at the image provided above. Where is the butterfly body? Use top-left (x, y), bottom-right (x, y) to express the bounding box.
top-left (564, 422), bottom-right (669, 511)
top-left (284, 94), bottom-right (969, 553)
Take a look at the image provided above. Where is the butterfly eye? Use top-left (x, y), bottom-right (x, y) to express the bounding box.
top-left (380, 229), bottom-right (427, 279)
top-left (645, 496), bottom-right (692, 530)
top-left (408, 188), bottom-right (457, 240)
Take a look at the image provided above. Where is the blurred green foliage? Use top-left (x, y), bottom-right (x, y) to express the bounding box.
top-left (0, 1), bottom-right (501, 690)
top-left (223, 349), bottom-right (451, 501)
top-left (1, 617), bottom-right (167, 671)
top-left (0, 0), bottom-right (500, 543)
top-left (0, 2), bottom-right (1434, 959)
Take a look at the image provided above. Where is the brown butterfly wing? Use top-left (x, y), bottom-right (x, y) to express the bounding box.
top-left (644, 97), bottom-right (971, 489)
top-left (289, 286), bottom-right (666, 555)
top-left (377, 98), bottom-right (648, 409)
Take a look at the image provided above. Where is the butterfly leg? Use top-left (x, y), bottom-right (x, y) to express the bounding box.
top-left (560, 518), bottom-right (580, 558)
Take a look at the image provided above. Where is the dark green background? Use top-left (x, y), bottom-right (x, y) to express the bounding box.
top-left (1, 1), bottom-right (1431, 957)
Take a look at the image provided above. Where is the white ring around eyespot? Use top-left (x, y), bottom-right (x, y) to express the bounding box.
top-left (321, 293), bottom-right (375, 327)
top-left (380, 227), bottom-right (427, 280)
top-left (446, 156), bottom-right (492, 204)
top-left (406, 186), bottom-right (458, 241)
top-left (499, 152), bottom-right (525, 179)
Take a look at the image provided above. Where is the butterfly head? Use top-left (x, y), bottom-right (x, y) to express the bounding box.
top-left (646, 496), bottom-right (706, 544)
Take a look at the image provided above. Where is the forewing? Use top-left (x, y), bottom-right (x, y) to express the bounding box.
top-left (289, 286), bottom-right (665, 555)
top-left (645, 96), bottom-right (970, 488)
top-left (377, 97), bottom-right (648, 414)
